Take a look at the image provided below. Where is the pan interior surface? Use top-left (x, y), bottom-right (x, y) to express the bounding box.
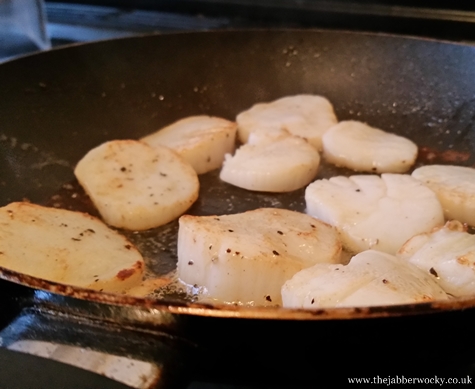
top-left (1, 29), bottom-right (475, 319)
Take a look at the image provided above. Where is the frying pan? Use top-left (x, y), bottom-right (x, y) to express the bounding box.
top-left (1, 29), bottom-right (475, 387)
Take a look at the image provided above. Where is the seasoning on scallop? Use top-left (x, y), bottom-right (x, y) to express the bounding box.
top-left (141, 115), bottom-right (237, 175)
top-left (322, 120), bottom-right (418, 173)
top-left (0, 202), bottom-right (144, 293)
top-left (397, 220), bottom-right (475, 297)
top-left (176, 208), bottom-right (342, 306)
top-left (74, 139), bottom-right (199, 230)
top-left (281, 250), bottom-right (448, 309)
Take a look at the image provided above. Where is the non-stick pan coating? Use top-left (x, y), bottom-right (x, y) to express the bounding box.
top-left (1, 30), bottom-right (475, 320)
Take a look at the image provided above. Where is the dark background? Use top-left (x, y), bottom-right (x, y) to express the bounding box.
top-left (43, 0), bottom-right (475, 45)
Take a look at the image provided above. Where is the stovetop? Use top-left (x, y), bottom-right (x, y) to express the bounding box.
top-left (3, 0), bottom-right (475, 62)
top-left (2, 277), bottom-right (475, 389)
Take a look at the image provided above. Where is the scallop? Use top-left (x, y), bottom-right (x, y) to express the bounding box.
top-left (412, 165), bottom-right (475, 226)
top-left (236, 94), bottom-right (338, 150)
top-left (322, 120), bottom-right (418, 173)
top-left (305, 173), bottom-right (444, 254)
top-left (0, 202), bottom-right (144, 293)
top-left (398, 220), bottom-right (475, 297)
top-left (141, 115), bottom-right (237, 174)
top-left (281, 250), bottom-right (448, 309)
top-left (219, 131), bottom-right (320, 192)
top-left (74, 139), bottom-right (199, 230)
top-left (177, 208), bottom-right (341, 306)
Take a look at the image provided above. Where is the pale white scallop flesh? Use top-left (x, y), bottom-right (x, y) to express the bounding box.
top-left (219, 132), bottom-right (320, 192)
top-left (281, 250), bottom-right (448, 309)
top-left (398, 220), bottom-right (475, 297)
top-left (236, 94), bottom-right (338, 150)
top-left (0, 202), bottom-right (144, 293)
top-left (74, 140), bottom-right (199, 230)
top-left (412, 165), bottom-right (475, 226)
top-left (305, 173), bottom-right (444, 255)
top-left (140, 115), bottom-right (237, 175)
top-left (322, 120), bottom-right (418, 173)
top-left (177, 208), bottom-right (342, 306)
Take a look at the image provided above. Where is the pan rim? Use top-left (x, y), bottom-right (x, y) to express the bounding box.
top-left (2, 27), bottom-right (474, 68)
top-left (2, 28), bottom-right (475, 322)
top-left (1, 265), bottom-right (473, 321)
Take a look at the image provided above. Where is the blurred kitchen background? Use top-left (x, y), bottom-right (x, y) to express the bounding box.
top-left (1, 0), bottom-right (475, 62)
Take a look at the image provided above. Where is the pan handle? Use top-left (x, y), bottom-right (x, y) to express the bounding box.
top-left (0, 279), bottom-right (195, 389)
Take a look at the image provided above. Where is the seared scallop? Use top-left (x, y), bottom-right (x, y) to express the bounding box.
top-left (398, 220), bottom-right (475, 297)
top-left (305, 173), bottom-right (444, 254)
top-left (219, 131), bottom-right (320, 192)
top-left (0, 202), bottom-right (144, 293)
top-left (74, 140), bottom-right (199, 230)
top-left (322, 120), bottom-right (418, 173)
top-left (282, 250), bottom-right (448, 308)
top-left (141, 115), bottom-right (237, 174)
top-left (412, 165), bottom-right (475, 226)
top-left (236, 94), bottom-right (338, 150)
top-left (177, 208), bottom-right (341, 306)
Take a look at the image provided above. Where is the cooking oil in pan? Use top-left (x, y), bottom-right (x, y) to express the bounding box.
top-left (43, 168), bottom-right (311, 304)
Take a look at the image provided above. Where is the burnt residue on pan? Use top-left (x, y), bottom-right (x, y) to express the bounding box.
top-left (416, 99), bottom-right (475, 166)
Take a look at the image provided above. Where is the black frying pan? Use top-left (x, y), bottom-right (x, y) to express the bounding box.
top-left (1, 30), bottom-right (475, 387)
